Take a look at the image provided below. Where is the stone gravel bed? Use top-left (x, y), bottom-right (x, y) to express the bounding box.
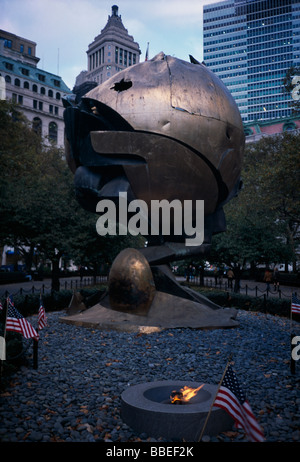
top-left (0, 309), bottom-right (299, 443)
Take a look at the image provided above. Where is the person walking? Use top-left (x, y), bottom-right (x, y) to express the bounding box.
top-left (263, 268), bottom-right (272, 291)
top-left (273, 267), bottom-right (280, 291)
top-left (227, 268), bottom-right (234, 289)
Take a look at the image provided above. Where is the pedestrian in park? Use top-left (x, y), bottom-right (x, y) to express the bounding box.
top-left (263, 268), bottom-right (272, 291)
top-left (214, 267), bottom-right (219, 285)
top-left (233, 265), bottom-right (241, 293)
top-left (227, 268), bottom-right (234, 289)
top-left (273, 267), bottom-right (280, 291)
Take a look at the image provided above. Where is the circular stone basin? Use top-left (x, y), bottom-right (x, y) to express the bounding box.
top-left (121, 380), bottom-right (234, 441)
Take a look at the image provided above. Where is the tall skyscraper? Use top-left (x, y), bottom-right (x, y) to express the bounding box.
top-left (203, 0), bottom-right (300, 123)
top-left (75, 5), bottom-right (141, 90)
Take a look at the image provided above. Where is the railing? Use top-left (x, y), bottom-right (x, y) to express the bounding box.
top-left (0, 273), bottom-right (297, 300)
top-left (184, 276), bottom-right (296, 299)
top-left (0, 275), bottom-right (108, 299)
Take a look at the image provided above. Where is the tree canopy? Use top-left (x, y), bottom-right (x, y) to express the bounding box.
top-left (0, 100), bottom-right (142, 290)
top-left (210, 131), bottom-right (300, 271)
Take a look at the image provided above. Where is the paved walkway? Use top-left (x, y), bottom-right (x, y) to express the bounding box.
top-left (0, 275), bottom-right (298, 300)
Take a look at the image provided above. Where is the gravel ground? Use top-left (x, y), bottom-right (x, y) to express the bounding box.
top-left (0, 309), bottom-right (299, 444)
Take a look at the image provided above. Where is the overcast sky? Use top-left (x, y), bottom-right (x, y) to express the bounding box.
top-left (1, 0), bottom-right (221, 90)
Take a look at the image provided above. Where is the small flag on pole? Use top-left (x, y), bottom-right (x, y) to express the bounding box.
top-left (145, 42), bottom-right (149, 61)
top-left (214, 364), bottom-right (264, 442)
top-left (291, 293), bottom-right (300, 315)
top-left (6, 298), bottom-right (39, 340)
top-left (38, 300), bottom-right (47, 331)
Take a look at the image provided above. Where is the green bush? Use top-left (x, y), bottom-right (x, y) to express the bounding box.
top-left (193, 287), bottom-right (296, 320)
top-left (0, 287), bottom-right (103, 319)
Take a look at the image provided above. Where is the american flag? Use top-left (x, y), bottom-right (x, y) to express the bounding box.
top-left (6, 298), bottom-right (39, 340)
top-left (291, 293), bottom-right (300, 315)
top-left (214, 364), bottom-right (264, 442)
top-left (38, 301), bottom-right (47, 331)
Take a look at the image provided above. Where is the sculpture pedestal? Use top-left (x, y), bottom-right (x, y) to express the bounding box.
top-left (61, 248), bottom-right (239, 332)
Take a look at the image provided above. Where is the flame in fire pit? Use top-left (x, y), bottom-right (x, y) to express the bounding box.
top-left (170, 384), bottom-right (204, 404)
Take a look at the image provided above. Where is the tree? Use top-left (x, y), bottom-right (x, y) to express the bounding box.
top-left (0, 101), bottom-right (88, 290)
top-left (0, 100), bottom-right (147, 290)
top-left (283, 66), bottom-right (300, 114)
top-left (210, 132), bottom-right (300, 271)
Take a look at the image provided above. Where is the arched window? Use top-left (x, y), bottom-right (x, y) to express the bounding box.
top-left (33, 117), bottom-right (42, 135)
top-left (56, 92), bottom-right (61, 100)
top-left (244, 128), bottom-right (253, 136)
top-left (32, 84), bottom-right (38, 92)
top-left (14, 78), bottom-right (20, 87)
top-left (283, 121), bottom-right (296, 132)
top-left (48, 89), bottom-right (53, 97)
top-left (5, 75), bottom-right (11, 83)
top-left (49, 122), bottom-right (58, 143)
top-left (40, 87), bottom-right (46, 95)
top-left (24, 81), bottom-right (29, 89)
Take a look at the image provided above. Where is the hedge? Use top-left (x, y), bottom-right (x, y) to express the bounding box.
top-left (193, 287), bottom-right (299, 321)
top-left (0, 287), bottom-right (103, 320)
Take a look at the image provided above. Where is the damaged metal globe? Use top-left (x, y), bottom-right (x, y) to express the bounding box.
top-left (62, 52), bottom-right (244, 327)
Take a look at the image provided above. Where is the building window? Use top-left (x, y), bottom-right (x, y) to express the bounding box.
top-left (33, 100), bottom-right (37, 109)
top-left (14, 78), bottom-right (20, 87)
top-left (55, 106), bottom-right (58, 116)
top-left (5, 75), bottom-right (11, 83)
top-left (283, 121), bottom-right (296, 131)
top-left (38, 74), bottom-right (45, 82)
top-left (33, 117), bottom-right (42, 135)
top-left (5, 62), bottom-right (13, 71)
top-left (39, 101), bottom-right (43, 111)
top-left (4, 40), bottom-right (12, 48)
top-left (18, 95), bottom-right (23, 105)
top-left (24, 81), bottom-right (29, 89)
top-left (48, 89), bottom-right (53, 97)
top-left (21, 68), bottom-right (29, 76)
top-left (49, 104), bottom-right (53, 113)
top-left (49, 122), bottom-right (58, 143)
top-left (20, 44), bottom-right (24, 53)
top-left (28, 47), bottom-right (32, 55)
top-left (53, 79), bottom-right (60, 87)
top-left (40, 87), bottom-right (45, 95)
top-left (32, 84), bottom-right (38, 92)
top-left (56, 92), bottom-right (60, 100)
top-left (12, 93), bottom-right (17, 103)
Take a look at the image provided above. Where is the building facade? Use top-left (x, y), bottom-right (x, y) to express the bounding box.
top-left (203, 0), bottom-right (300, 123)
top-left (74, 5), bottom-right (141, 91)
top-left (0, 30), bottom-right (72, 148)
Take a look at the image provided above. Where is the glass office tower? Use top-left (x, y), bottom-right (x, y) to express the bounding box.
top-left (203, 0), bottom-right (300, 123)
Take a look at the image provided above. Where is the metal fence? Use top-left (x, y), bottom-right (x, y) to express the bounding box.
top-left (0, 275), bottom-right (108, 299)
top-left (185, 276), bottom-right (296, 299)
top-left (0, 274), bottom-right (297, 301)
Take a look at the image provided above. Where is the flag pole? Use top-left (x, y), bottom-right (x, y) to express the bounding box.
top-left (197, 353), bottom-right (233, 442)
top-left (290, 293), bottom-right (295, 374)
top-left (33, 292), bottom-right (42, 370)
top-left (0, 298), bottom-right (10, 385)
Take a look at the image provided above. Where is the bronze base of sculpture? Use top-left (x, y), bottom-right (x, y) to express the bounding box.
top-left (61, 248), bottom-right (239, 332)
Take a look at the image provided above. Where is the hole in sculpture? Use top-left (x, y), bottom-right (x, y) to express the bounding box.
top-left (111, 78), bottom-right (133, 92)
